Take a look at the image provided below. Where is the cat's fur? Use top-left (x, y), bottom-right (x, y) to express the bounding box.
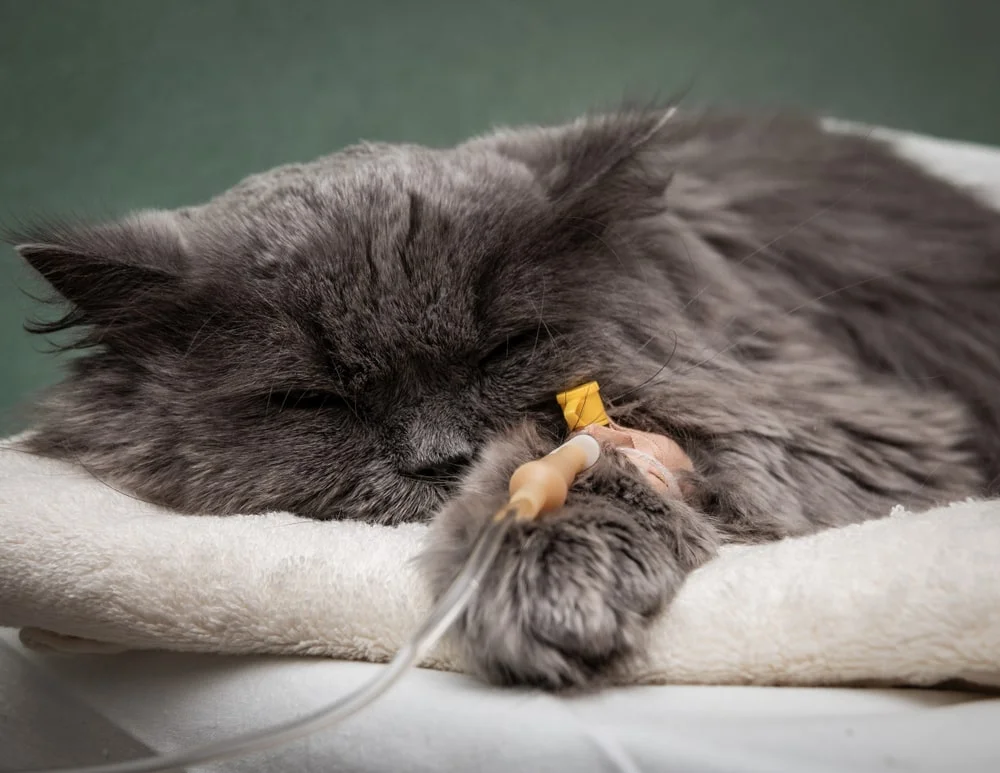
top-left (11, 108), bottom-right (1000, 688)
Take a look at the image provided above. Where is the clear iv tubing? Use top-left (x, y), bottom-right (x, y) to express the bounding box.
top-left (19, 433), bottom-right (601, 773)
top-left (21, 514), bottom-right (513, 773)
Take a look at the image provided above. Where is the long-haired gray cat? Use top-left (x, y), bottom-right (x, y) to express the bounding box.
top-left (10, 106), bottom-right (1000, 688)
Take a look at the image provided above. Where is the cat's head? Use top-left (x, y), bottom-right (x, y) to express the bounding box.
top-left (12, 109), bottom-right (677, 522)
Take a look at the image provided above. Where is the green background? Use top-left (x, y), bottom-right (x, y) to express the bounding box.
top-left (2, 0), bottom-right (999, 432)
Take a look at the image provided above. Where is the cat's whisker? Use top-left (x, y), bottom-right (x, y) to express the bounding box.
top-left (523, 284), bottom-right (560, 357)
top-left (678, 130), bottom-right (875, 317)
top-left (528, 279), bottom-right (546, 364)
top-left (627, 252), bottom-right (949, 399)
top-left (566, 216), bottom-right (649, 284)
top-left (608, 330), bottom-right (678, 403)
top-left (631, 331), bottom-right (659, 358)
top-left (32, 438), bottom-right (172, 511)
top-left (681, 258), bottom-right (941, 377)
top-left (320, 354), bottom-right (363, 423)
top-left (181, 308), bottom-right (224, 361)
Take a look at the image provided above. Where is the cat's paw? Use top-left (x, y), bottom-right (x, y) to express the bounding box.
top-left (422, 433), bottom-right (717, 689)
top-left (456, 500), bottom-right (673, 688)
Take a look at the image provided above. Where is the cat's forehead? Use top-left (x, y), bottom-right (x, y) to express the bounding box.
top-left (186, 142), bottom-right (535, 258)
top-left (194, 143), bottom-right (540, 275)
top-left (184, 143), bottom-right (542, 375)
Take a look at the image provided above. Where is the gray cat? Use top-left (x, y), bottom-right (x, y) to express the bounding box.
top-left (10, 107), bottom-right (1000, 688)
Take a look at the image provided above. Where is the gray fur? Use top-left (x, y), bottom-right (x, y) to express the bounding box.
top-left (10, 108), bottom-right (1000, 687)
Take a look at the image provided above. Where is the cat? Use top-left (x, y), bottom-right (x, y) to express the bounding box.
top-left (10, 106), bottom-right (1000, 688)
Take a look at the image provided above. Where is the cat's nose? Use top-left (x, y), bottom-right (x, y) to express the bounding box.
top-left (405, 451), bottom-right (474, 481)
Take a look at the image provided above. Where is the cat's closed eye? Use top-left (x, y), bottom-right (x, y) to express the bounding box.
top-left (263, 389), bottom-right (345, 413)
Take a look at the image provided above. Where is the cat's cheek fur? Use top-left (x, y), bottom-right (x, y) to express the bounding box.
top-left (420, 423), bottom-right (719, 689)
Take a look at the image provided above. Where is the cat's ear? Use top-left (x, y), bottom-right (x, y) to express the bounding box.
top-left (545, 108), bottom-right (676, 209)
top-left (487, 107), bottom-right (677, 224)
top-left (10, 211), bottom-right (188, 340)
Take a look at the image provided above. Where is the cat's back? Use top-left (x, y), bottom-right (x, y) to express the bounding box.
top-left (663, 109), bottom-right (1000, 484)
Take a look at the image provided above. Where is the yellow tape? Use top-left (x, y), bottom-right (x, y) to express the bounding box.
top-left (556, 381), bottom-right (610, 431)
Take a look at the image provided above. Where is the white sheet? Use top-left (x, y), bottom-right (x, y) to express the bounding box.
top-left (3, 124), bottom-right (1000, 772)
top-left (3, 629), bottom-right (999, 773)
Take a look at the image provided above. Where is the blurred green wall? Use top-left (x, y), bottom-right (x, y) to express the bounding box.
top-left (2, 0), bottom-right (999, 432)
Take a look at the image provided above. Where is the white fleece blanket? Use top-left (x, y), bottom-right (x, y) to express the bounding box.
top-left (1, 437), bottom-right (999, 689)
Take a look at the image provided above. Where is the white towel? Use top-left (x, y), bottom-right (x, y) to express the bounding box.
top-left (2, 438), bottom-right (998, 689)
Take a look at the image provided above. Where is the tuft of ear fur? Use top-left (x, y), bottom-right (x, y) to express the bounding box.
top-left (7, 211), bottom-right (188, 348)
top-left (486, 105), bottom-right (678, 227)
top-left (546, 107), bottom-right (676, 201)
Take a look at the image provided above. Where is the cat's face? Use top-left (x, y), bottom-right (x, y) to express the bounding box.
top-left (14, 112), bottom-right (675, 521)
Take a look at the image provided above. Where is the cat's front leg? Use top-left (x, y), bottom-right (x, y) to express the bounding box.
top-left (420, 423), bottom-right (719, 689)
